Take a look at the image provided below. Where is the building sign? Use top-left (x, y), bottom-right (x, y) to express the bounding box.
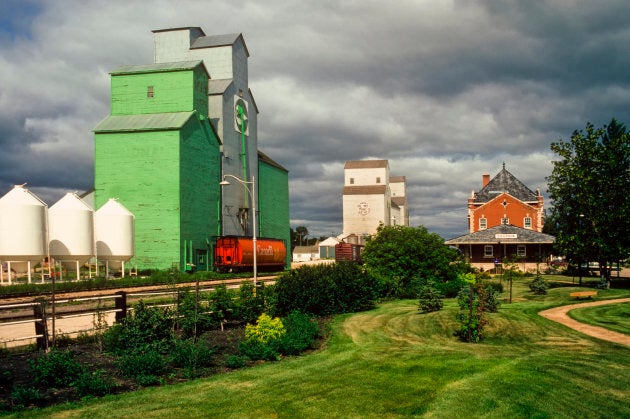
top-left (495, 234), bottom-right (517, 239)
top-left (234, 95), bottom-right (249, 135)
top-left (358, 202), bottom-right (370, 216)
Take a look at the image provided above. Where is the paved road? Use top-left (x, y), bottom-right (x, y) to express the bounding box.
top-left (539, 298), bottom-right (630, 347)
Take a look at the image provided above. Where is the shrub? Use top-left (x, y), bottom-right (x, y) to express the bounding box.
top-left (244, 313), bottom-right (285, 344)
top-left (177, 290), bottom-right (214, 338)
top-left (237, 281), bottom-right (262, 324)
top-left (103, 301), bottom-right (174, 354)
top-left (225, 355), bottom-right (246, 369)
top-left (273, 262), bottom-right (379, 316)
top-left (29, 349), bottom-right (85, 387)
top-left (278, 311), bottom-right (320, 355)
top-left (529, 273), bottom-right (549, 295)
top-left (9, 385), bottom-right (42, 410)
top-left (240, 313), bottom-right (286, 361)
top-left (453, 273), bottom-right (498, 343)
top-left (169, 339), bottom-right (215, 378)
top-left (418, 282), bottom-right (443, 313)
top-left (75, 370), bottom-right (115, 397)
top-left (362, 225), bottom-right (467, 298)
top-left (117, 350), bottom-right (167, 380)
top-left (434, 276), bottom-right (467, 298)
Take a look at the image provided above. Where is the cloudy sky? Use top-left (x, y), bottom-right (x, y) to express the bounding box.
top-left (1, 0), bottom-right (629, 239)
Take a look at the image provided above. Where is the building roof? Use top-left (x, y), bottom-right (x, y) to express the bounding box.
top-left (110, 61), bottom-right (208, 77)
top-left (343, 185), bottom-right (388, 195)
top-left (391, 196), bottom-right (406, 207)
top-left (390, 176), bottom-right (406, 183)
top-left (191, 33), bottom-right (250, 57)
top-left (445, 225), bottom-right (555, 245)
top-left (474, 165), bottom-right (538, 203)
top-left (258, 150), bottom-right (288, 172)
top-left (344, 160), bottom-right (388, 169)
top-left (293, 245), bottom-right (318, 254)
top-left (208, 79), bottom-right (233, 95)
top-left (93, 112), bottom-right (195, 133)
top-left (319, 237), bottom-right (341, 246)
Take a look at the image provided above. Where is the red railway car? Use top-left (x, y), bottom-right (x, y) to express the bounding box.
top-left (214, 236), bottom-right (287, 272)
top-left (334, 242), bottom-right (364, 263)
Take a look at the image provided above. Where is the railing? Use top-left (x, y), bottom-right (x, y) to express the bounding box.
top-left (0, 280), bottom-right (262, 350)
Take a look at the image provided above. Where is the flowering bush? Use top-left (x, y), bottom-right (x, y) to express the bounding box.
top-left (244, 313), bottom-right (286, 344)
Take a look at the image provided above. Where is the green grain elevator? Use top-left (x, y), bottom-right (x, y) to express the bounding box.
top-left (93, 27), bottom-right (291, 272)
top-left (94, 61), bottom-right (221, 270)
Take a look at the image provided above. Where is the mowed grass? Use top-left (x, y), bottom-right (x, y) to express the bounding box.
top-left (22, 278), bottom-right (630, 418)
top-left (569, 302), bottom-right (630, 335)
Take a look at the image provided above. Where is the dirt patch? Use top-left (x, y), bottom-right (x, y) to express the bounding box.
top-left (539, 298), bottom-right (630, 347)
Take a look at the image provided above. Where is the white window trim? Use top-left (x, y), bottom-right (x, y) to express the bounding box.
top-left (484, 245), bottom-right (494, 258)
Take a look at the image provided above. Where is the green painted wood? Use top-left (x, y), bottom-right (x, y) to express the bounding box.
top-left (258, 161), bottom-right (290, 269)
top-left (95, 65), bottom-right (219, 270)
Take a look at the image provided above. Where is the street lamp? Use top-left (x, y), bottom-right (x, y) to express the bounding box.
top-left (220, 174), bottom-right (257, 290)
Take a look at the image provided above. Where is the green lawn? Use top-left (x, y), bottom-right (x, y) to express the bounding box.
top-left (569, 301), bottom-right (630, 335)
top-left (19, 278), bottom-right (630, 418)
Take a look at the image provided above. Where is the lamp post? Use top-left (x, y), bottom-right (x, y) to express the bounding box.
top-left (220, 174), bottom-right (257, 291)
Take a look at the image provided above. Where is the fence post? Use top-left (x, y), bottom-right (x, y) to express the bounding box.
top-left (33, 300), bottom-right (49, 351)
top-left (115, 291), bottom-right (127, 323)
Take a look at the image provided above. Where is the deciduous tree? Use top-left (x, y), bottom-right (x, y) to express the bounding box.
top-left (547, 119), bottom-right (630, 284)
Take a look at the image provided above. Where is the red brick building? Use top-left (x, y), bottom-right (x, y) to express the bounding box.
top-left (468, 164), bottom-right (544, 233)
top-left (446, 165), bottom-right (554, 272)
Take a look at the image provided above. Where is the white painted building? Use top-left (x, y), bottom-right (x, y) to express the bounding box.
top-left (342, 160), bottom-right (409, 242)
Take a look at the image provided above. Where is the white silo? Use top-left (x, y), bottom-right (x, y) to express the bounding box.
top-left (0, 185), bottom-right (47, 283)
top-left (95, 199), bottom-right (134, 277)
top-left (48, 192), bottom-right (94, 279)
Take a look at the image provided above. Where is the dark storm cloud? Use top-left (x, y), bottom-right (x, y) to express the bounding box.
top-left (1, 0), bottom-right (629, 239)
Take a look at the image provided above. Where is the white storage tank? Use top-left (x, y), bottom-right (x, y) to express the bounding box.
top-left (48, 192), bottom-right (94, 266)
top-left (0, 185), bottom-right (47, 267)
top-left (95, 199), bottom-right (134, 261)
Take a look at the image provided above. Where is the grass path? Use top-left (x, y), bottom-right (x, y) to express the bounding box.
top-left (16, 280), bottom-right (630, 418)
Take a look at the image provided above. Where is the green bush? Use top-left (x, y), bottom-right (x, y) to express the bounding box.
top-left (75, 370), bottom-right (115, 397)
top-left (225, 355), bottom-right (247, 369)
top-left (9, 385), bottom-right (42, 410)
top-left (278, 311), bottom-right (320, 355)
top-left (240, 313), bottom-right (286, 361)
top-left (529, 273), bottom-right (549, 295)
top-left (29, 349), bottom-right (85, 387)
top-left (362, 225), bottom-right (467, 298)
top-left (169, 339), bottom-right (215, 378)
top-left (418, 282), bottom-right (444, 313)
top-left (117, 350), bottom-right (167, 379)
top-left (239, 339), bottom-right (281, 361)
top-left (237, 281), bottom-right (263, 324)
top-left (177, 291), bottom-right (214, 338)
top-left (103, 301), bottom-right (174, 354)
top-left (434, 276), bottom-right (466, 298)
top-left (273, 262), bottom-right (379, 316)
